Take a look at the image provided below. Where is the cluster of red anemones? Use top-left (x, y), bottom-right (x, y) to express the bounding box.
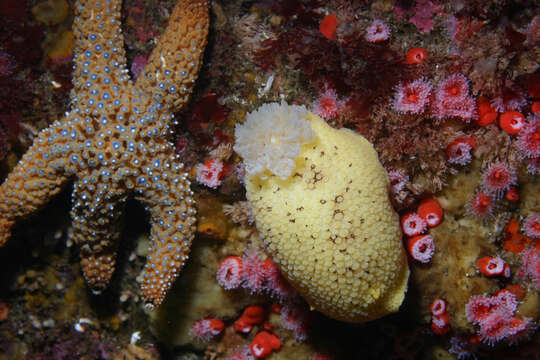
top-left (475, 88), bottom-right (533, 135)
top-left (474, 81), bottom-right (540, 174)
top-left (192, 304), bottom-right (282, 359)
top-left (391, 71), bottom-right (540, 186)
top-left (199, 302), bottom-right (313, 359)
top-left (216, 249), bottom-right (297, 300)
top-left (391, 72), bottom-right (478, 122)
top-left (392, 70), bottom-right (539, 180)
top-left (401, 197), bottom-right (443, 263)
top-left (466, 161), bottom-right (520, 220)
top-left (182, 92), bottom-right (237, 190)
top-left (213, 247), bottom-right (316, 358)
top-left (465, 290), bottom-right (531, 346)
top-left (430, 298), bottom-right (451, 334)
top-left (233, 305), bottom-right (281, 359)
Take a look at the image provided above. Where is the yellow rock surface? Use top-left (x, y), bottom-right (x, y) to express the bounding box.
top-left (242, 107), bottom-right (409, 322)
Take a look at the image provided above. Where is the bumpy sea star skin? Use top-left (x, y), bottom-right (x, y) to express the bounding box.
top-left (0, 0), bottom-right (209, 308)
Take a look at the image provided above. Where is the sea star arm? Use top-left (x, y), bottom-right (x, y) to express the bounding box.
top-left (133, 153), bottom-right (196, 308)
top-left (0, 120), bottom-right (74, 246)
top-left (0, 0), bottom-right (207, 307)
top-left (70, 175), bottom-right (128, 293)
top-left (134, 0), bottom-right (209, 110)
top-left (72, 0), bottom-right (131, 103)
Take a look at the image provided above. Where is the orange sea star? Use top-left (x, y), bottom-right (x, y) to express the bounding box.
top-left (0, 0), bottom-right (209, 308)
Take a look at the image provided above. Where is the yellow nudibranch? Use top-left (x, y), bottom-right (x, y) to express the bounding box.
top-left (234, 102), bottom-right (409, 322)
